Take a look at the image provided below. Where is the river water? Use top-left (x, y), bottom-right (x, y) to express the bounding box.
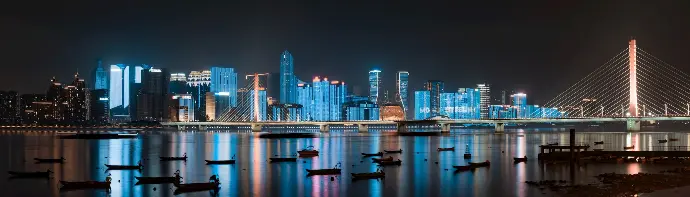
top-left (1, 127), bottom-right (690, 197)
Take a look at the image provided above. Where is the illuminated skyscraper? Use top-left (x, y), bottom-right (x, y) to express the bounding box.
top-left (297, 82), bottom-right (312, 121)
top-left (511, 93), bottom-right (527, 118)
top-left (173, 94), bottom-right (194, 122)
top-left (414, 90), bottom-right (431, 120)
top-left (396, 71), bottom-right (409, 119)
top-left (63, 73), bottom-right (88, 123)
top-left (93, 59), bottom-right (108, 90)
top-left (89, 89), bottom-right (109, 124)
top-left (280, 50), bottom-right (297, 104)
top-left (137, 67), bottom-right (170, 121)
top-left (109, 64), bottom-right (130, 122)
top-left (210, 67), bottom-right (237, 107)
top-left (477, 83), bottom-right (490, 119)
top-left (329, 80), bottom-right (347, 121)
top-left (369, 69), bottom-right (382, 104)
top-left (425, 80), bottom-right (444, 117)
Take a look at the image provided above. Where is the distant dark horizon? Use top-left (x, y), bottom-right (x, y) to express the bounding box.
top-left (2, 1), bottom-right (689, 104)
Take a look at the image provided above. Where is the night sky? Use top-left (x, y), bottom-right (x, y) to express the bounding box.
top-left (1, 1), bottom-right (689, 104)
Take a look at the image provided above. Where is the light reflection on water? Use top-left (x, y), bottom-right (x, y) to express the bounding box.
top-left (1, 128), bottom-right (690, 197)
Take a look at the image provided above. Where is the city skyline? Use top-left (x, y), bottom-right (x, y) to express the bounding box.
top-left (3, 2), bottom-right (690, 104)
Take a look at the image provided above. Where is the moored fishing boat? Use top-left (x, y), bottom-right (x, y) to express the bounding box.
top-left (624, 145), bottom-right (635, 150)
top-left (352, 168), bottom-right (385, 179)
top-left (669, 138), bottom-right (679, 142)
top-left (468, 160), bottom-right (490, 167)
top-left (437, 147), bottom-right (455, 152)
top-left (205, 155), bottom-right (236, 165)
top-left (452, 165), bottom-right (472, 171)
top-left (135, 170), bottom-right (182, 184)
top-left (160, 153), bottom-right (187, 161)
top-left (514, 156), bottom-right (528, 163)
top-left (174, 175), bottom-right (221, 194)
top-left (60, 174), bottom-right (111, 190)
top-left (7, 170), bottom-right (52, 178)
top-left (361, 152), bottom-right (383, 157)
top-left (105, 161), bottom-right (143, 170)
top-left (372, 156), bottom-right (394, 163)
top-left (377, 159), bottom-right (402, 166)
top-left (384, 149), bottom-right (402, 154)
top-left (306, 163), bottom-right (342, 176)
top-left (658, 139), bottom-right (668, 143)
top-left (270, 157), bottom-right (297, 162)
top-left (594, 141), bottom-right (604, 145)
top-left (297, 146), bottom-right (319, 157)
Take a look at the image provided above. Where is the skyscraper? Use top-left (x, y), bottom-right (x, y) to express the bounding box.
top-left (109, 64), bottom-right (130, 121)
top-left (297, 82), bottom-right (312, 121)
top-left (396, 71), bottom-right (409, 119)
top-left (511, 93), bottom-right (527, 118)
top-left (414, 90), bottom-right (431, 120)
top-left (63, 73), bottom-right (88, 123)
top-left (246, 73), bottom-right (269, 122)
top-left (169, 73), bottom-right (188, 95)
top-left (0, 91), bottom-right (19, 124)
top-left (210, 67), bottom-right (238, 107)
top-left (280, 50), bottom-right (297, 104)
top-left (187, 70), bottom-right (211, 121)
top-left (477, 83), bottom-right (491, 119)
top-left (93, 59), bottom-right (108, 90)
top-left (329, 80), bottom-right (347, 121)
top-left (173, 94), bottom-right (194, 122)
top-left (369, 69), bottom-right (382, 104)
top-left (20, 94), bottom-right (45, 124)
top-left (425, 80), bottom-right (444, 117)
top-left (47, 77), bottom-right (64, 121)
top-left (137, 67), bottom-right (170, 121)
top-left (89, 89), bottom-right (109, 124)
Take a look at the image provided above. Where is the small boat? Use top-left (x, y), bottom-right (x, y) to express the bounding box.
top-left (34, 157), bottom-right (65, 163)
top-left (658, 139), bottom-right (668, 143)
top-left (377, 159), bottom-right (402, 166)
top-left (463, 145), bottom-right (471, 159)
top-left (206, 155), bottom-right (236, 165)
top-left (174, 175), bottom-right (221, 194)
top-left (351, 168), bottom-right (385, 179)
top-left (297, 146), bottom-right (319, 157)
top-left (160, 153), bottom-right (187, 161)
top-left (669, 138), bottom-right (679, 142)
top-left (372, 156), bottom-right (394, 163)
top-left (452, 165), bottom-right (473, 171)
top-left (437, 147), bottom-right (455, 152)
top-left (105, 161), bottom-right (143, 170)
top-left (514, 156), bottom-right (528, 163)
top-left (135, 170), bottom-right (182, 184)
top-left (384, 149), bottom-right (403, 154)
top-left (8, 170), bottom-right (52, 178)
top-left (594, 141), bottom-right (604, 145)
top-left (306, 163), bottom-right (342, 176)
top-left (270, 157), bottom-right (297, 162)
top-left (547, 143), bottom-right (559, 146)
top-left (361, 152), bottom-right (383, 157)
top-left (623, 145), bottom-right (635, 150)
top-left (593, 148), bottom-right (604, 151)
top-left (60, 174), bottom-right (111, 190)
top-left (468, 160), bottom-right (490, 167)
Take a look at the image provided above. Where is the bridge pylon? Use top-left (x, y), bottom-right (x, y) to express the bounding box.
top-left (626, 120), bottom-right (640, 131)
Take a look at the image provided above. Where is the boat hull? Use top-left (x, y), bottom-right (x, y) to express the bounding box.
top-left (60, 181), bottom-right (110, 189)
top-left (377, 160), bottom-right (402, 166)
top-left (160, 157), bottom-right (187, 161)
top-left (174, 182), bottom-right (220, 194)
top-left (105, 164), bottom-right (142, 170)
top-left (270, 158), bottom-right (297, 162)
top-left (452, 165), bottom-right (472, 171)
top-left (361, 153), bottom-right (383, 157)
top-left (351, 172), bottom-right (385, 179)
top-left (384, 150), bottom-right (402, 154)
top-left (468, 162), bottom-right (490, 167)
top-left (205, 160), bottom-right (236, 165)
top-left (306, 169), bottom-right (341, 175)
top-left (437, 148), bottom-right (455, 152)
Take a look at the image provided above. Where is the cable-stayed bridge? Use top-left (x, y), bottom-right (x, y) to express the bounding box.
top-left (163, 39), bottom-right (690, 132)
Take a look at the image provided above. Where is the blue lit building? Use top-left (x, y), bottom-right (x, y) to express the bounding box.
top-left (109, 64), bottom-right (130, 121)
top-left (369, 69), bottom-right (381, 104)
top-left (93, 60), bottom-right (108, 90)
top-left (397, 71), bottom-right (409, 118)
top-left (280, 50), bottom-right (297, 104)
top-left (511, 93), bottom-right (528, 118)
top-left (210, 67), bottom-right (238, 107)
top-left (174, 94), bottom-right (194, 122)
top-left (311, 77), bottom-right (329, 121)
top-left (343, 100), bottom-right (379, 121)
top-left (414, 90), bottom-right (431, 120)
top-left (329, 80), bottom-right (347, 121)
top-left (425, 80), bottom-right (444, 117)
top-left (489, 105), bottom-right (516, 119)
top-left (269, 103), bottom-right (302, 121)
top-left (297, 82), bottom-right (312, 121)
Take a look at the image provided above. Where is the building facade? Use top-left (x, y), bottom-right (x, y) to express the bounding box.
top-left (210, 67), bottom-right (237, 108)
top-left (0, 91), bottom-right (19, 124)
top-left (109, 64), bottom-right (130, 122)
top-left (511, 93), bottom-right (527, 118)
top-left (280, 50), bottom-right (297, 104)
top-left (19, 94), bottom-right (45, 124)
top-left (425, 80), bottom-right (444, 117)
top-left (343, 100), bottom-right (379, 121)
top-left (396, 71), bottom-right (409, 119)
top-left (89, 89), bottom-right (109, 124)
top-left (477, 83), bottom-right (491, 119)
top-left (414, 90), bottom-right (431, 120)
top-left (368, 69), bottom-right (381, 104)
top-left (137, 67), bottom-right (170, 121)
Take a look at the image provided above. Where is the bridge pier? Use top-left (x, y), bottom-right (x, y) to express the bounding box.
top-left (319, 124), bottom-right (330, 132)
top-left (177, 125), bottom-right (186, 131)
top-left (440, 123), bottom-right (451, 132)
top-left (494, 123), bottom-right (505, 133)
top-left (626, 120), bottom-right (640, 131)
top-left (357, 124), bottom-right (368, 132)
top-left (198, 125), bottom-right (207, 131)
top-left (250, 124), bottom-right (262, 132)
top-left (396, 122), bottom-right (408, 132)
